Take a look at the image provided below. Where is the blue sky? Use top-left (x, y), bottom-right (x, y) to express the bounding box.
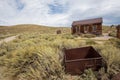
top-left (49, 3), bottom-right (65, 14)
top-left (15, 0), bottom-right (24, 10)
top-left (0, 0), bottom-right (120, 27)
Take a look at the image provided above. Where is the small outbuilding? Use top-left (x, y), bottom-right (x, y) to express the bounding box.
top-left (56, 30), bottom-right (61, 34)
top-left (71, 18), bottom-right (103, 35)
top-left (64, 46), bottom-right (103, 75)
top-left (116, 25), bottom-right (120, 39)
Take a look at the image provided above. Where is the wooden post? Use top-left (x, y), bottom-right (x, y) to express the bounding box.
top-left (117, 25), bottom-right (120, 39)
top-left (75, 26), bottom-right (77, 34)
top-left (90, 24), bottom-right (93, 33)
top-left (79, 25), bottom-right (81, 34)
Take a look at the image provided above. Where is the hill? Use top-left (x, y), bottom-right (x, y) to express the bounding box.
top-left (0, 24), bottom-right (71, 35)
top-left (0, 24), bottom-right (116, 40)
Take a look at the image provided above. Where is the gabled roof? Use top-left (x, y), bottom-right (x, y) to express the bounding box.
top-left (72, 17), bottom-right (103, 26)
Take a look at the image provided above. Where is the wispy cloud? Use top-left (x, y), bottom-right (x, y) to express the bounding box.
top-left (0, 0), bottom-right (120, 26)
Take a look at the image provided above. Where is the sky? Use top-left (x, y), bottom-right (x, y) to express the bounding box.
top-left (0, 0), bottom-right (120, 27)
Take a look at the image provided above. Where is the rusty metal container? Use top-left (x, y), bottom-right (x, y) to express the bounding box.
top-left (64, 46), bottom-right (103, 75)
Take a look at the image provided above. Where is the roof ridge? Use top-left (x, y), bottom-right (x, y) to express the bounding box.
top-left (72, 17), bottom-right (103, 26)
top-left (74, 17), bottom-right (102, 22)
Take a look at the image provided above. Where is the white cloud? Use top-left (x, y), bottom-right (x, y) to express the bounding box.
top-left (0, 0), bottom-right (120, 26)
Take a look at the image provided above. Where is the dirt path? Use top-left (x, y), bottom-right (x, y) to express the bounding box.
top-left (0, 35), bottom-right (18, 80)
top-left (0, 35), bottom-right (18, 45)
top-left (76, 33), bottom-right (114, 44)
top-left (91, 33), bottom-right (113, 40)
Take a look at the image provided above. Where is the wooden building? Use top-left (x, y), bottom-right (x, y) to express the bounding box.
top-left (64, 46), bottom-right (103, 75)
top-left (116, 25), bottom-right (120, 39)
top-left (71, 18), bottom-right (103, 35)
top-left (56, 30), bottom-right (61, 34)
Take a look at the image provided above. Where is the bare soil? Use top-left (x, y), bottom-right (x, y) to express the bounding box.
top-left (0, 35), bottom-right (17, 45)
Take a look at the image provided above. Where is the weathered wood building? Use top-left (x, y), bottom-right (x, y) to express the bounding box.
top-left (56, 30), bottom-right (61, 34)
top-left (71, 18), bottom-right (103, 35)
top-left (116, 25), bottom-right (120, 39)
top-left (64, 46), bottom-right (103, 75)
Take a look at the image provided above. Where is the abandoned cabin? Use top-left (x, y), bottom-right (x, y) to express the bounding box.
top-left (64, 46), bottom-right (103, 75)
top-left (116, 25), bottom-right (120, 39)
top-left (56, 30), bottom-right (61, 34)
top-left (71, 18), bottom-right (103, 35)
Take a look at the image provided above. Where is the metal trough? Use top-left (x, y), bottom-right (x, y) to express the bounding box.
top-left (64, 46), bottom-right (103, 75)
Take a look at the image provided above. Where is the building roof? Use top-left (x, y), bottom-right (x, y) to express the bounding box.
top-left (72, 17), bottom-right (103, 26)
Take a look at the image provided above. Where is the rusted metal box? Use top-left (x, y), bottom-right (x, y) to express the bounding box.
top-left (64, 46), bottom-right (103, 75)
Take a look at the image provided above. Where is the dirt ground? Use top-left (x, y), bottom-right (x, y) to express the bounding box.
top-left (0, 36), bottom-right (18, 80)
top-left (0, 35), bottom-right (18, 45)
top-left (76, 33), bottom-right (113, 44)
top-left (92, 33), bottom-right (113, 40)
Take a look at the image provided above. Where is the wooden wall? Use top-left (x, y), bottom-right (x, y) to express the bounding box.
top-left (72, 23), bottom-right (102, 35)
top-left (117, 26), bottom-right (120, 38)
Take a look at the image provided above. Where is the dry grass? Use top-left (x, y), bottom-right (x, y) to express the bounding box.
top-left (0, 25), bottom-right (119, 80)
top-left (0, 24), bottom-right (70, 35)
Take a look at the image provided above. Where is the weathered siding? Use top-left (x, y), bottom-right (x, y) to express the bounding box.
top-left (71, 18), bottom-right (103, 35)
top-left (117, 25), bottom-right (120, 39)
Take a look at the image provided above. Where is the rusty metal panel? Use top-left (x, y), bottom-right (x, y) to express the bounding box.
top-left (64, 46), bottom-right (103, 75)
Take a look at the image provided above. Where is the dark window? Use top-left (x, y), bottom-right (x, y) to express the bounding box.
top-left (84, 26), bottom-right (89, 33)
top-left (93, 25), bottom-right (97, 32)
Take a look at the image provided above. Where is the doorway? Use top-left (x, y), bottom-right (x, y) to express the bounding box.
top-left (84, 26), bottom-right (89, 33)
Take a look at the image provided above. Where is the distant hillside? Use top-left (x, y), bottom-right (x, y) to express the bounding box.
top-left (0, 24), bottom-right (116, 35)
top-left (0, 24), bottom-right (71, 35)
top-left (102, 25), bottom-right (116, 33)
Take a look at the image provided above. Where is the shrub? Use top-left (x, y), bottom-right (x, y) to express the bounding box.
top-left (0, 33), bottom-right (120, 80)
top-left (1, 46), bottom-right (64, 80)
top-left (107, 38), bottom-right (120, 48)
top-left (62, 34), bottom-right (75, 39)
top-left (81, 69), bottom-right (97, 80)
top-left (95, 44), bottom-right (120, 78)
top-left (81, 34), bottom-right (96, 38)
top-left (108, 32), bottom-right (116, 37)
top-left (86, 39), bottom-right (97, 45)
